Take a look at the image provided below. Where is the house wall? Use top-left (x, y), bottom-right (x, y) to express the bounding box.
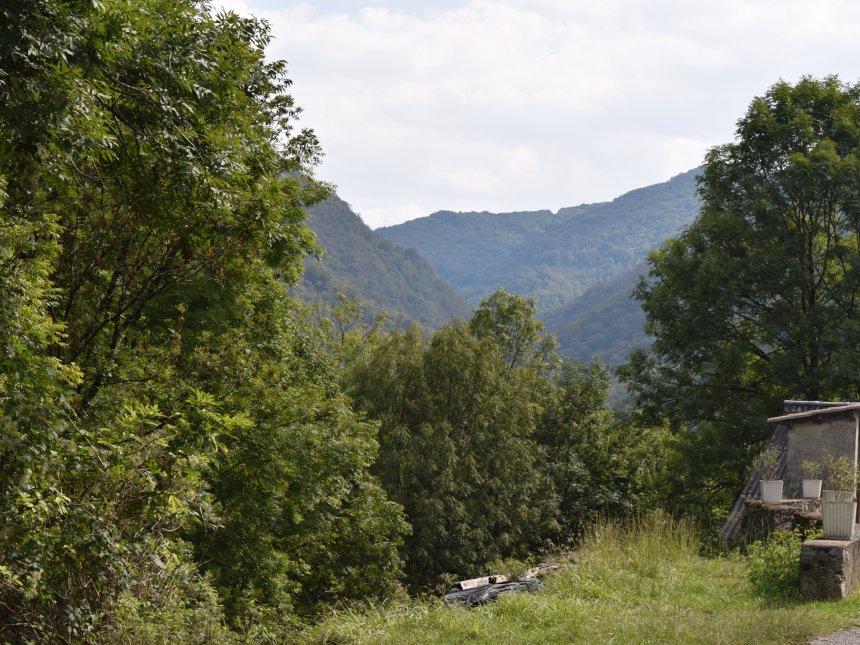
top-left (785, 413), bottom-right (858, 498)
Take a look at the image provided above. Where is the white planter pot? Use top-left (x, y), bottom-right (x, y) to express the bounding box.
top-left (759, 480), bottom-right (783, 504)
top-left (822, 490), bottom-right (855, 503)
top-left (803, 478), bottom-right (823, 499)
top-left (821, 499), bottom-right (857, 539)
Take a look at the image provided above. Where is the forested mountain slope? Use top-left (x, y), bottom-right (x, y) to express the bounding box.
top-left (295, 195), bottom-right (472, 327)
top-left (542, 264), bottom-right (648, 364)
top-left (377, 168), bottom-right (701, 314)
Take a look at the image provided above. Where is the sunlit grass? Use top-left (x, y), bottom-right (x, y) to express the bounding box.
top-left (303, 513), bottom-right (860, 644)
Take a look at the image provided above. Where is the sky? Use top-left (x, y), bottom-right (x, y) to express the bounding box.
top-left (217, 0), bottom-right (860, 228)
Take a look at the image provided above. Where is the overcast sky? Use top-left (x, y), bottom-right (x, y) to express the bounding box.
top-left (218, 0), bottom-right (860, 228)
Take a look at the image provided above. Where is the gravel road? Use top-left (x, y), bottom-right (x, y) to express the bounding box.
top-left (810, 629), bottom-right (860, 644)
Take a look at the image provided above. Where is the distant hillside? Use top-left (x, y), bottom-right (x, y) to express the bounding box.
top-left (542, 264), bottom-right (648, 365)
top-left (377, 168), bottom-right (701, 315)
top-left (295, 195), bottom-right (471, 327)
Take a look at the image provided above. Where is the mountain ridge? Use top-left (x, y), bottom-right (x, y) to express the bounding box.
top-left (377, 168), bottom-right (701, 314)
top-left (298, 169), bottom-right (702, 364)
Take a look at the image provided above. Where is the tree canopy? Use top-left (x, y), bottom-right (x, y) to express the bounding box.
top-left (621, 76), bottom-right (860, 515)
top-left (0, 0), bottom-right (685, 638)
top-left (0, 0), bottom-right (405, 640)
top-left (344, 290), bottom-right (667, 590)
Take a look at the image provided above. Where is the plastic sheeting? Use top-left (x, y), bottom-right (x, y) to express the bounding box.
top-left (443, 578), bottom-right (543, 607)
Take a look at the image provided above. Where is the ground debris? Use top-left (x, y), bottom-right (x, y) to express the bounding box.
top-left (443, 562), bottom-right (562, 607)
top-left (443, 579), bottom-right (543, 607)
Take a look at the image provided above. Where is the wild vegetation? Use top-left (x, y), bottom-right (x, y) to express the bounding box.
top-left (1, 0), bottom-right (406, 639)
top-left (332, 289), bottom-right (668, 591)
top-left (306, 515), bottom-right (860, 645)
top-left (295, 194), bottom-right (471, 328)
top-left (5, 0), bottom-right (860, 641)
top-left (0, 0), bottom-right (667, 640)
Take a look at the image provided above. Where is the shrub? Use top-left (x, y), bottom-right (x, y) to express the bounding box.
top-left (485, 556), bottom-right (534, 581)
top-left (756, 445), bottom-right (782, 480)
top-left (822, 453), bottom-right (858, 492)
top-left (745, 528), bottom-right (820, 600)
top-left (800, 459), bottom-right (822, 480)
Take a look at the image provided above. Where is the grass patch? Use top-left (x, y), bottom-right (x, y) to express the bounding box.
top-left (303, 514), bottom-right (860, 644)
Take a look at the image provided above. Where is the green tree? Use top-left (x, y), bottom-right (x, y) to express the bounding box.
top-left (348, 312), bottom-right (559, 589)
top-left (175, 287), bottom-right (406, 625)
top-left (343, 287), bottom-right (670, 587)
top-left (469, 288), bottom-right (556, 371)
top-left (540, 361), bottom-right (623, 538)
top-left (540, 361), bottom-right (671, 540)
top-left (0, 0), bottom-right (406, 639)
top-left (621, 76), bottom-right (860, 516)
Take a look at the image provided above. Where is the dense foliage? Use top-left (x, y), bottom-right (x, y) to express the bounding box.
top-left (0, 0), bottom-right (405, 640)
top-left (0, 0), bottom-right (697, 639)
top-left (343, 290), bottom-right (669, 590)
top-left (295, 194), bottom-right (471, 328)
top-left (745, 528), bottom-right (816, 601)
top-left (621, 76), bottom-right (860, 518)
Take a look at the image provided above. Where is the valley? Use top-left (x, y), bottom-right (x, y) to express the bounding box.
top-left (300, 169), bottom-right (701, 363)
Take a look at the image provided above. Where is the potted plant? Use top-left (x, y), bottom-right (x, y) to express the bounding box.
top-left (800, 458), bottom-right (823, 499)
top-left (821, 454), bottom-right (858, 539)
top-left (757, 444), bottom-right (783, 504)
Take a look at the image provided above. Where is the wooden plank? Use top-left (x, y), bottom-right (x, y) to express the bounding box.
top-left (455, 575), bottom-right (507, 590)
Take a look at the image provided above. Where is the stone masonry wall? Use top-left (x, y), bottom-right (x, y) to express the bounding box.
top-left (786, 414), bottom-right (857, 498)
top-left (800, 538), bottom-right (860, 600)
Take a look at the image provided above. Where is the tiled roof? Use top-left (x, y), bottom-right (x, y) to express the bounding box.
top-left (719, 424), bottom-right (787, 541)
top-left (768, 403), bottom-right (860, 423)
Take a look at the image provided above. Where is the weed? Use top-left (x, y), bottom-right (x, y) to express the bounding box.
top-left (745, 528), bottom-right (814, 600)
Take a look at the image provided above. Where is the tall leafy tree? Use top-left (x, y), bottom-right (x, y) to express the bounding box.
top-left (338, 287), bottom-right (671, 588)
top-left (621, 76), bottom-right (860, 515)
top-left (345, 289), bottom-right (668, 586)
top-left (175, 285), bottom-right (406, 625)
top-left (468, 288), bottom-right (556, 372)
top-left (347, 292), bottom-right (564, 589)
top-left (0, 0), bottom-right (405, 639)
top-left (540, 361), bottom-right (629, 539)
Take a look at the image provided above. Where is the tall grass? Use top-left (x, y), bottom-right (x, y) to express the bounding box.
top-left (580, 512), bottom-right (700, 567)
top-left (303, 513), bottom-right (860, 644)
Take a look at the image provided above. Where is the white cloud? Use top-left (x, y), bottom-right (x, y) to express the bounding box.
top-left (219, 0), bottom-right (860, 227)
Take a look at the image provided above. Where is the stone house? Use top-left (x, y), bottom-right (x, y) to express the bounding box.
top-left (767, 402), bottom-right (860, 500)
top-left (720, 400), bottom-right (860, 540)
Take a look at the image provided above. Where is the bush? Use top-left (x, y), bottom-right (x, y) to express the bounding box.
top-left (745, 528), bottom-right (819, 600)
top-left (756, 445), bottom-right (782, 480)
top-left (485, 556), bottom-right (534, 581)
top-left (822, 453), bottom-right (859, 492)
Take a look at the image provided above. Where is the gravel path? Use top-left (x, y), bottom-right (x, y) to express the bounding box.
top-left (810, 629), bottom-right (860, 644)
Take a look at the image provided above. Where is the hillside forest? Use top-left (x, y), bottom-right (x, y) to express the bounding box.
top-left (294, 195), bottom-right (471, 329)
top-left (376, 167), bottom-right (700, 317)
top-left (5, 0), bottom-right (860, 642)
top-left (297, 168), bottom-right (701, 364)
